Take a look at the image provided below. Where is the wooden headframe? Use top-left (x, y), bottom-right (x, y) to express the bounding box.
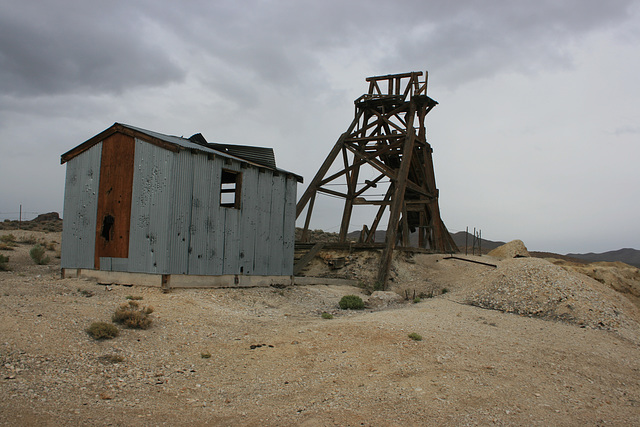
top-left (296, 71), bottom-right (458, 286)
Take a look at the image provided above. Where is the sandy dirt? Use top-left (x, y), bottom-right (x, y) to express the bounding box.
top-left (1, 231), bottom-right (639, 426)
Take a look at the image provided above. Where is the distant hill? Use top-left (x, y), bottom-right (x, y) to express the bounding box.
top-left (345, 230), bottom-right (640, 268)
top-left (450, 231), bottom-right (504, 253)
top-left (341, 229), bottom-right (504, 253)
top-left (0, 212), bottom-right (62, 232)
top-left (566, 248), bottom-right (640, 268)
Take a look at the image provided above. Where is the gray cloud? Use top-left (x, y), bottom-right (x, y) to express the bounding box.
top-left (0, 1), bottom-right (185, 96)
top-left (2, 0), bottom-right (634, 98)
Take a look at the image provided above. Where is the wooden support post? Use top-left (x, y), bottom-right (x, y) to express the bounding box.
top-left (301, 192), bottom-right (316, 242)
top-left (377, 100), bottom-right (417, 287)
top-left (161, 274), bottom-right (171, 293)
top-left (401, 202), bottom-right (410, 247)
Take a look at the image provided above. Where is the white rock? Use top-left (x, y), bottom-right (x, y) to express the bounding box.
top-left (367, 291), bottom-right (403, 308)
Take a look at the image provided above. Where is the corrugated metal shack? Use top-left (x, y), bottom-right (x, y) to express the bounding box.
top-left (60, 123), bottom-right (302, 289)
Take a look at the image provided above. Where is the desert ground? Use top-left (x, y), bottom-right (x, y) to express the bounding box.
top-left (1, 230), bottom-right (639, 426)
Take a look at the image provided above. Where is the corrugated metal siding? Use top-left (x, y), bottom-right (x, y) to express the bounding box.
top-left (188, 153), bottom-right (219, 275)
top-left (122, 124), bottom-right (302, 181)
top-left (128, 139), bottom-right (174, 274)
top-left (205, 158), bottom-right (225, 275)
top-left (253, 169), bottom-right (274, 275)
top-left (238, 166), bottom-right (259, 275)
top-left (61, 142), bottom-right (102, 269)
top-left (282, 175), bottom-right (297, 274)
top-left (268, 174), bottom-right (286, 273)
top-left (167, 150), bottom-right (194, 274)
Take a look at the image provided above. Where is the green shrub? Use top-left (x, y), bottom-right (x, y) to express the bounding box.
top-left (339, 295), bottom-right (365, 310)
top-left (86, 322), bottom-right (119, 340)
top-left (29, 244), bottom-right (50, 265)
top-left (441, 288), bottom-right (449, 295)
top-left (112, 301), bottom-right (154, 329)
top-left (413, 297), bottom-right (421, 304)
top-left (321, 312), bottom-right (334, 319)
top-left (0, 254), bottom-right (10, 271)
top-left (408, 332), bottom-right (422, 341)
top-left (200, 352), bottom-right (212, 359)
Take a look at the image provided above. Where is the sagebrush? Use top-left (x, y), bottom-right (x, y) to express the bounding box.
top-left (29, 244), bottom-right (50, 265)
top-left (112, 301), bottom-right (154, 329)
top-left (86, 322), bottom-right (119, 340)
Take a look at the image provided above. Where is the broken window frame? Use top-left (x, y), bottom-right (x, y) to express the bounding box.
top-left (220, 169), bottom-right (242, 209)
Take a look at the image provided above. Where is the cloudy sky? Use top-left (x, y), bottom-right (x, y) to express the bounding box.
top-left (1, 0), bottom-right (638, 254)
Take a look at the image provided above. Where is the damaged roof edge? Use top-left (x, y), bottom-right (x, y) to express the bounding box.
top-left (60, 122), bottom-right (303, 183)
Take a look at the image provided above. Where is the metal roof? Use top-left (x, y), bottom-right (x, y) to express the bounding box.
top-left (61, 122), bottom-right (303, 182)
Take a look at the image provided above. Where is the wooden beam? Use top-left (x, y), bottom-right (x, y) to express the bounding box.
top-left (316, 187), bottom-right (347, 198)
top-left (366, 71), bottom-right (422, 82)
top-left (377, 99), bottom-right (417, 287)
top-left (293, 242), bottom-right (325, 275)
top-left (296, 110), bottom-right (363, 218)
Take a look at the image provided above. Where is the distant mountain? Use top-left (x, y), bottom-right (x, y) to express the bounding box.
top-left (450, 231), bottom-right (504, 252)
top-left (318, 228), bottom-right (640, 268)
top-left (566, 248), bottom-right (640, 268)
top-left (343, 230), bottom-right (504, 253)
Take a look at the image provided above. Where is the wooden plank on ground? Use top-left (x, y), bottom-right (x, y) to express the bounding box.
top-left (293, 242), bottom-right (325, 276)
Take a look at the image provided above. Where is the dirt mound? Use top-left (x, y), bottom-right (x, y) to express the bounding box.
top-left (465, 257), bottom-right (640, 341)
top-left (546, 259), bottom-right (640, 308)
top-left (488, 239), bottom-right (530, 259)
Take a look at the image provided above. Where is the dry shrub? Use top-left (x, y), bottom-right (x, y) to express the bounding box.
top-left (0, 234), bottom-right (16, 243)
top-left (112, 301), bottom-right (154, 329)
top-left (19, 235), bottom-right (37, 244)
top-left (86, 322), bottom-right (119, 340)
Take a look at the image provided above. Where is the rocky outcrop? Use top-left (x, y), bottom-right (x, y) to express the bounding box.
top-left (488, 239), bottom-right (530, 259)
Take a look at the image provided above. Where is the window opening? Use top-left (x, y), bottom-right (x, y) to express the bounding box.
top-left (220, 169), bottom-right (241, 208)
